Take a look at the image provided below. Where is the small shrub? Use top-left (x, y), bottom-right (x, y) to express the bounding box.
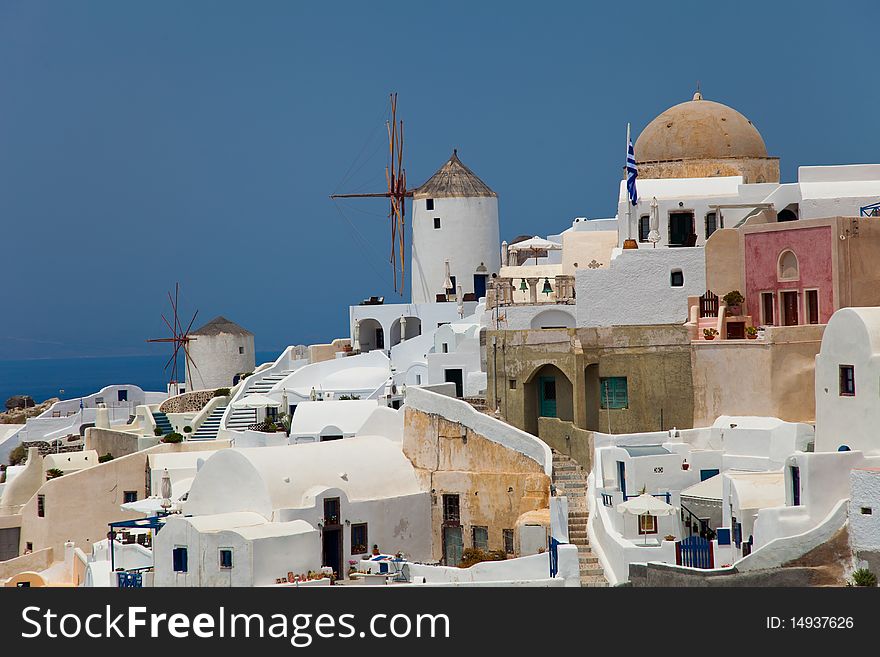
top-left (703, 328), bottom-right (719, 338)
top-left (154, 427), bottom-right (163, 437)
top-left (161, 432), bottom-right (184, 444)
top-left (723, 290), bottom-right (745, 306)
top-left (183, 426), bottom-right (193, 434)
top-left (8, 444), bottom-right (27, 466)
top-left (98, 452), bottom-right (114, 463)
top-left (213, 388), bottom-right (231, 398)
top-left (745, 325), bottom-right (758, 337)
top-left (850, 568), bottom-right (877, 587)
top-left (458, 548), bottom-right (507, 568)
top-left (45, 468), bottom-right (64, 480)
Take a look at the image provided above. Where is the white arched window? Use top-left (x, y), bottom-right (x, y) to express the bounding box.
top-left (778, 250), bottom-right (799, 281)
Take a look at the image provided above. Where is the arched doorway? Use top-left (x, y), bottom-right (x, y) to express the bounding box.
top-left (357, 318), bottom-right (384, 352)
top-left (389, 316), bottom-right (422, 347)
top-left (523, 364), bottom-right (574, 435)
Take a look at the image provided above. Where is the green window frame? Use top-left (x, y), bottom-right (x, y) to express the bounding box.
top-left (600, 377), bottom-right (628, 409)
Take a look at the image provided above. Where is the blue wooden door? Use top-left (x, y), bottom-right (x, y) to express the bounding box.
top-left (539, 376), bottom-right (557, 417)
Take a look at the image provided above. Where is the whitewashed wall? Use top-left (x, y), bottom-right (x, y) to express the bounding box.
top-left (575, 247), bottom-right (706, 327)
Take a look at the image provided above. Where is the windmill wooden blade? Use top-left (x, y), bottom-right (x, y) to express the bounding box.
top-left (329, 92), bottom-right (409, 296)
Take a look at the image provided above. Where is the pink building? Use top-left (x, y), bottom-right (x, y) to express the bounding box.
top-left (743, 224), bottom-right (834, 326)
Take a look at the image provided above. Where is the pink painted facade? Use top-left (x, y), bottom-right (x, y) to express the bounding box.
top-left (743, 225), bottom-right (834, 325)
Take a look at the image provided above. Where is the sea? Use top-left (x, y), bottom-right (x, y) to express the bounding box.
top-left (0, 351), bottom-right (281, 405)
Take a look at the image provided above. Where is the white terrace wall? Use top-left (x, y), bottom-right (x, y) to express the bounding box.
top-left (575, 247), bottom-right (706, 327)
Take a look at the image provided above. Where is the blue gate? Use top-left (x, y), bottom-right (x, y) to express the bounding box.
top-left (676, 536), bottom-right (714, 569)
top-left (549, 537), bottom-right (560, 578)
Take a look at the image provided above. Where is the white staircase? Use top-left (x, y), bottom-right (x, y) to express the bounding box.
top-left (190, 405), bottom-right (227, 441)
top-left (224, 369), bottom-right (294, 432)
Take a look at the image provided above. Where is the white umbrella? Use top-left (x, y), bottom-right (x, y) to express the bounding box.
top-left (648, 197), bottom-right (661, 246)
top-left (509, 236), bottom-right (562, 264)
top-left (617, 493), bottom-right (676, 545)
top-left (232, 394), bottom-right (282, 409)
top-left (160, 468), bottom-right (172, 511)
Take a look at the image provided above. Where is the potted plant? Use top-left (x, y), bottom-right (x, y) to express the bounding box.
top-left (745, 325), bottom-right (758, 340)
top-left (703, 328), bottom-right (718, 341)
top-left (723, 290), bottom-right (745, 316)
top-left (664, 534), bottom-right (676, 542)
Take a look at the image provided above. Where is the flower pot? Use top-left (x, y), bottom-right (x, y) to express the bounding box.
top-left (727, 304), bottom-right (742, 316)
top-left (747, 333), bottom-right (757, 340)
top-left (704, 335), bottom-right (715, 340)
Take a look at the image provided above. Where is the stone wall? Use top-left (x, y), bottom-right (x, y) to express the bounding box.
top-left (537, 417), bottom-right (593, 472)
top-left (638, 156), bottom-right (780, 184)
top-left (627, 562), bottom-right (827, 587)
top-left (403, 405), bottom-right (550, 562)
top-left (159, 389), bottom-right (219, 414)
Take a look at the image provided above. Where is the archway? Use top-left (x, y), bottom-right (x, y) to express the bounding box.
top-left (523, 364), bottom-right (574, 436)
top-left (356, 318), bottom-right (384, 352)
top-left (389, 316), bottom-right (422, 347)
top-left (529, 309), bottom-right (575, 330)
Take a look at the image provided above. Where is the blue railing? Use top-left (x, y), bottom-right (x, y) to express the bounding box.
top-left (117, 572), bottom-right (143, 588)
top-left (860, 201), bottom-right (880, 217)
top-left (623, 492), bottom-right (671, 504)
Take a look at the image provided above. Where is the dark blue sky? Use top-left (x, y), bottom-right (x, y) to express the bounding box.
top-left (1, 1), bottom-right (878, 359)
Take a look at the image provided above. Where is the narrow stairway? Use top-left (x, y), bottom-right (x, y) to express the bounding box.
top-left (224, 369), bottom-right (293, 431)
top-left (552, 450), bottom-right (608, 587)
top-left (152, 411), bottom-right (173, 435)
top-left (191, 405), bottom-right (227, 441)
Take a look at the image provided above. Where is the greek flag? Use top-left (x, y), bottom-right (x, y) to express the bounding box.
top-left (79, 398), bottom-right (84, 410)
top-left (626, 137), bottom-right (638, 206)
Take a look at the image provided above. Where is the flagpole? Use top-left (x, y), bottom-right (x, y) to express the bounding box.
top-left (626, 122), bottom-right (633, 242)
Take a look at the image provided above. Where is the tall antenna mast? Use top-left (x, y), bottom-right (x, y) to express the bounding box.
top-left (330, 93), bottom-right (412, 294)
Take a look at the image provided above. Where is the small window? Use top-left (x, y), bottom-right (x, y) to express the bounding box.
top-left (37, 495), bottom-right (45, 518)
top-left (351, 523), bottom-right (368, 554)
top-left (123, 491), bottom-right (137, 504)
top-left (442, 343), bottom-right (449, 354)
top-left (509, 379), bottom-right (517, 390)
top-left (670, 269), bottom-right (684, 287)
top-left (415, 374), bottom-right (422, 384)
top-left (25, 542), bottom-right (33, 552)
top-left (323, 497), bottom-right (341, 525)
top-left (600, 377), bottom-right (628, 410)
top-left (503, 528), bottom-right (514, 554)
top-left (117, 389), bottom-right (128, 402)
top-left (638, 514), bottom-right (657, 535)
top-left (238, 346), bottom-right (244, 354)
top-left (806, 290), bottom-right (819, 324)
top-left (761, 292), bottom-right (775, 325)
top-left (426, 198), bottom-right (434, 211)
top-left (434, 217), bottom-right (441, 229)
top-left (442, 494), bottom-right (460, 524)
top-left (172, 546), bottom-right (188, 573)
top-left (840, 365), bottom-right (855, 396)
top-left (778, 250), bottom-right (799, 281)
top-left (705, 212), bottom-right (718, 239)
top-left (472, 526), bottom-right (489, 551)
top-left (638, 215), bottom-right (650, 242)
top-left (219, 548), bottom-right (233, 569)
top-left (862, 507), bottom-right (873, 515)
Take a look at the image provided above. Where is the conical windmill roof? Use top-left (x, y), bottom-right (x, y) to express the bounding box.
top-left (191, 316), bottom-right (253, 337)
top-left (413, 150), bottom-right (497, 199)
